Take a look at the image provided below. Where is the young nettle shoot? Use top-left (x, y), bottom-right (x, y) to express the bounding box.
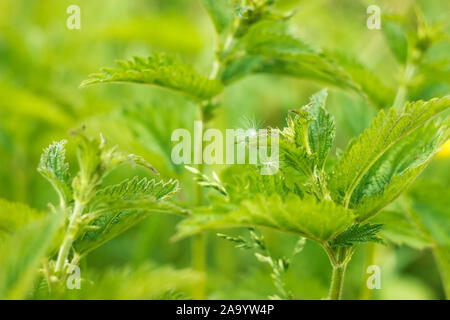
top-left (37, 131), bottom-right (180, 290)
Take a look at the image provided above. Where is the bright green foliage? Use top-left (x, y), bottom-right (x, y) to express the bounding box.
top-left (177, 92), bottom-right (448, 286)
top-left (353, 122), bottom-right (448, 221)
top-left (304, 89), bottom-right (335, 170)
top-left (80, 53), bottom-right (224, 101)
top-left (2, 0), bottom-right (448, 301)
top-left (201, 0), bottom-right (234, 34)
top-left (0, 199), bottom-right (45, 243)
top-left (329, 97), bottom-right (450, 210)
top-left (177, 193), bottom-right (354, 242)
top-left (37, 131), bottom-right (180, 283)
top-left (372, 210), bottom-right (433, 250)
top-left (332, 53), bottom-right (395, 108)
top-left (0, 81), bottom-right (73, 127)
top-left (75, 177), bottom-right (180, 256)
top-left (41, 263), bottom-right (201, 300)
top-left (434, 246), bottom-right (450, 298)
top-left (331, 223), bottom-right (384, 247)
top-left (382, 18), bottom-right (408, 64)
top-left (95, 176), bottom-right (178, 201)
top-left (70, 131), bottom-right (158, 202)
top-left (0, 213), bottom-right (60, 299)
top-left (274, 89), bottom-right (335, 198)
top-left (406, 178), bottom-right (450, 298)
top-left (222, 20), bottom-right (359, 94)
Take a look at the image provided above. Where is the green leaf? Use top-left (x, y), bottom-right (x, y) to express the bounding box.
top-left (42, 263), bottom-right (201, 300)
top-left (329, 97), bottom-right (450, 209)
top-left (0, 81), bottom-right (73, 127)
top-left (70, 131), bottom-right (157, 202)
top-left (176, 194), bottom-right (354, 242)
top-left (278, 139), bottom-right (314, 176)
top-left (331, 223), bottom-right (384, 247)
top-left (382, 19), bottom-right (408, 64)
top-left (331, 52), bottom-right (395, 108)
top-left (80, 53), bottom-right (223, 101)
top-left (0, 214), bottom-right (60, 299)
top-left (222, 21), bottom-right (359, 93)
top-left (244, 21), bottom-right (318, 57)
top-left (220, 165), bottom-right (300, 203)
top-left (407, 178), bottom-right (450, 297)
top-left (353, 122), bottom-right (448, 221)
top-left (37, 140), bottom-right (72, 206)
top-left (94, 176), bottom-right (179, 202)
top-left (304, 89), bottom-right (335, 169)
top-left (201, 0), bottom-right (234, 34)
top-left (221, 55), bottom-right (264, 83)
top-left (433, 246), bottom-right (450, 298)
top-left (372, 210), bottom-right (433, 250)
top-left (0, 199), bottom-right (45, 242)
top-left (74, 177), bottom-right (180, 256)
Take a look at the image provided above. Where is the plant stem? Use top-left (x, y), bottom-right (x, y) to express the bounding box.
top-left (360, 242), bottom-right (376, 300)
top-left (323, 245), bottom-right (350, 300)
top-left (392, 63), bottom-right (417, 109)
top-left (328, 264), bottom-right (347, 300)
top-left (392, 49), bottom-right (421, 110)
top-left (191, 14), bottom-right (242, 300)
top-left (54, 201), bottom-right (84, 274)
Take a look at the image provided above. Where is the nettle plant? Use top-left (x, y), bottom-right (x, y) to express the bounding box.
top-left (37, 131), bottom-right (179, 293)
top-left (177, 91), bottom-right (449, 299)
top-left (80, 0), bottom-right (370, 298)
top-left (79, 0), bottom-right (449, 299)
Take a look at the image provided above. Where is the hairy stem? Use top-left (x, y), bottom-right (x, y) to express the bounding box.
top-left (323, 245), bottom-right (350, 300)
top-left (54, 201), bottom-right (84, 274)
top-left (328, 264), bottom-right (347, 300)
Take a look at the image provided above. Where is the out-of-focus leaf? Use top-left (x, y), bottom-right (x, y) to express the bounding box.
top-left (201, 0), bottom-right (234, 34)
top-left (95, 16), bottom-right (204, 54)
top-left (222, 21), bottom-right (359, 93)
top-left (433, 246), bottom-right (450, 298)
top-left (43, 263), bottom-right (201, 300)
top-left (0, 199), bottom-right (45, 242)
top-left (372, 210), bottom-right (433, 250)
top-left (0, 213), bottom-right (60, 299)
top-left (331, 53), bottom-right (396, 108)
top-left (0, 81), bottom-right (73, 127)
top-left (408, 178), bottom-right (450, 297)
top-left (382, 19), bottom-right (408, 64)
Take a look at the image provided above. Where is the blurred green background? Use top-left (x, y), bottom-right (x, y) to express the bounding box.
top-left (0, 0), bottom-right (448, 299)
